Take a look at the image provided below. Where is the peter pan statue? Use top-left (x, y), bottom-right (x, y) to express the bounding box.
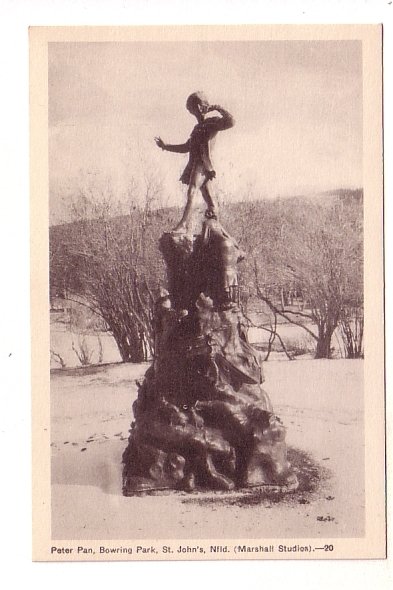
top-left (155, 92), bottom-right (235, 233)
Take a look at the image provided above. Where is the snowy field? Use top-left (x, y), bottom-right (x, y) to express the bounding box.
top-left (51, 358), bottom-right (364, 540)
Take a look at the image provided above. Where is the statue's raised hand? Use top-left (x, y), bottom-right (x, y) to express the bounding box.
top-left (154, 136), bottom-right (166, 150)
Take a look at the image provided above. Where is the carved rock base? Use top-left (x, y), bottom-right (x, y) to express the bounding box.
top-left (123, 249), bottom-right (298, 494)
top-left (123, 224), bottom-right (298, 494)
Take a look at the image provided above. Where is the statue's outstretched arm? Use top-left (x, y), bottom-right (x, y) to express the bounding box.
top-left (155, 136), bottom-right (190, 153)
top-left (165, 142), bottom-right (190, 153)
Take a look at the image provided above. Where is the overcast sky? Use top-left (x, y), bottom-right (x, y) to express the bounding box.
top-left (49, 40), bottom-right (362, 223)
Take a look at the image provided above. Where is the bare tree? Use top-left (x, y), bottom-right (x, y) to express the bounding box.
top-left (339, 306), bottom-right (364, 359)
top-left (71, 336), bottom-right (94, 366)
top-left (50, 173), bottom-right (166, 363)
top-left (228, 193), bottom-right (363, 359)
top-left (50, 349), bottom-right (66, 368)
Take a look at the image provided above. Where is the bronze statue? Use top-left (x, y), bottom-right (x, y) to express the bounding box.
top-left (155, 92), bottom-right (235, 233)
top-left (123, 97), bottom-right (298, 495)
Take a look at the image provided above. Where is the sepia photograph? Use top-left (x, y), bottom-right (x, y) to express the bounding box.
top-left (30, 24), bottom-right (385, 561)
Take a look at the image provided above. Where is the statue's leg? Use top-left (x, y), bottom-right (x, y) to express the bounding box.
top-left (201, 181), bottom-right (218, 220)
top-left (173, 166), bottom-right (204, 233)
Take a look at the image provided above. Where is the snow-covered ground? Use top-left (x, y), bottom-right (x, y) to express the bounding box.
top-left (51, 359), bottom-right (364, 540)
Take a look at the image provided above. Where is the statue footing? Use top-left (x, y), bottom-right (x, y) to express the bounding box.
top-left (122, 223), bottom-right (298, 496)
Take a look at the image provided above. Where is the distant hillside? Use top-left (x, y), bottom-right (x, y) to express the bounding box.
top-left (50, 188), bottom-right (363, 361)
top-left (50, 189), bottom-right (363, 233)
top-left (50, 188), bottom-right (363, 303)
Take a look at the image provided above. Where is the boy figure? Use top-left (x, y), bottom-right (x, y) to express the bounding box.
top-left (155, 92), bottom-right (235, 233)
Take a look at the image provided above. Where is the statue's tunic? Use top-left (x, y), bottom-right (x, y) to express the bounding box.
top-left (179, 109), bottom-right (234, 185)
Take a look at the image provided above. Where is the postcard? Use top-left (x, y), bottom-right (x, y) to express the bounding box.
top-left (30, 24), bottom-right (385, 561)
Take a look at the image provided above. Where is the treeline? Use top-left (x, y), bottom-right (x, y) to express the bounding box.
top-left (50, 189), bottom-right (363, 362)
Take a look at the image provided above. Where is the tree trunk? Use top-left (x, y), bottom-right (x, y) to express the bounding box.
top-left (314, 325), bottom-right (335, 359)
top-left (112, 324), bottom-right (146, 363)
top-left (280, 288), bottom-right (285, 311)
top-left (339, 308), bottom-right (364, 359)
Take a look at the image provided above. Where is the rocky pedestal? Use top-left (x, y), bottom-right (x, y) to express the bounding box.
top-left (122, 218), bottom-right (298, 494)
